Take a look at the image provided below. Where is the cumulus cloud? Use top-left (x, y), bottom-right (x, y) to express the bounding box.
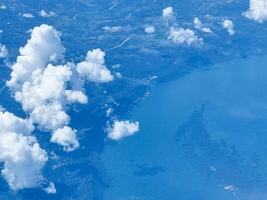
top-left (43, 182), bottom-right (57, 194)
top-left (14, 64), bottom-right (73, 112)
top-left (162, 7), bottom-right (174, 18)
top-left (0, 43), bottom-right (8, 58)
top-left (107, 120), bottom-right (139, 140)
top-left (193, 18), bottom-right (213, 33)
top-left (50, 126), bottom-right (79, 152)
top-left (21, 13), bottom-right (34, 18)
top-left (0, 5), bottom-right (6, 10)
top-left (29, 103), bottom-right (70, 131)
top-left (168, 27), bottom-right (203, 45)
top-left (244, 0), bottom-right (267, 22)
top-left (144, 25), bottom-right (156, 34)
top-left (106, 107), bottom-right (113, 117)
top-left (77, 49), bottom-right (114, 83)
top-left (13, 63), bottom-right (79, 132)
top-left (222, 19), bottom-right (235, 35)
top-left (7, 25), bottom-right (75, 144)
top-left (7, 24), bottom-right (113, 153)
top-left (7, 24), bottom-right (65, 88)
top-left (65, 90), bottom-right (88, 104)
top-left (4, 24), bottom-right (114, 191)
top-left (0, 111), bottom-right (48, 190)
top-left (39, 10), bottom-right (56, 18)
top-left (0, 111), bottom-right (33, 134)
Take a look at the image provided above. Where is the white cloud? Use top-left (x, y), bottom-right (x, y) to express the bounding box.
top-left (43, 182), bottom-right (57, 194)
top-left (50, 126), bottom-right (79, 152)
top-left (13, 64), bottom-right (75, 131)
top-left (144, 25), bottom-right (156, 34)
top-left (0, 111), bottom-right (34, 134)
top-left (0, 111), bottom-right (48, 191)
top-left (22, 13), bottom-right (34, 18)
top-left (224, 185), bottom-right (238, 192)
top-left (0, 43), bottom-right (8, 58)
top-left (107, 120), bottom-right (139, 140)
top-left (162, 7), bottom-right (174, 18)
top-left (0, 5), bottom-right (6, 10)
top-left (39, 10), bottom-right (56, 18)
top-left (7, 24), bottom-right (113, 154)
top-left (222, 19), bottom-right (235, 35)
top-left (194, 17), bottom-right (202, 29)
top-left (224, 184), bottom-right (238, 195)
top-left (201, 27), bottom-right (213, 33)
top-left (30, 103), bottom-right (70, 131)
top-left (102, 26), bottom-right (121, 33)
top-left (14, 64), bottom-right (73, 112)
top-left (244, 0), bottom-right (267, 22)
top-left (193, 18), bottom-right (213, 33)
top-left (7, 26), bottom-right (77, 145)
top-left (106, 107), bottom-right (113, 117)
top-left (77, 49), bottom-right (114, 83)
top-left (4, 24), bottom-right (114, 190)
top-left (65, 90), bottom-right (88, 104)
top-left (168, 27), bottom-right (203, 45)
top-left (7, 24), bottom-right (65, 88)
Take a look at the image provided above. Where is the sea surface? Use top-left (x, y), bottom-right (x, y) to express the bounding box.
top-left (103, 54), bottom-right (267, 200)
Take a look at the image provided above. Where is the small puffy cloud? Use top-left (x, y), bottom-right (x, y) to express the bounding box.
top-left (193, 18), bottom-right (213, 33)
top-left (162, 7), bottom-right (174, 18)
top-left (102, 26), bottom-right (121, 33)
top-left (201, 27), bottom-right (213, 33)
top-left (0, 5), bottom-right (6, 10)
top-left (0, 111), bottom-right (48, 190)
top-left (107, 120), bottom-right (139, 140)
top-left (21, 13), bottom-right (34, 18)
top-left (194, 18), bottom-right (203, 30)
top-left (222, 19), bottom-right (235, 35)
top-left (43, 182), bottom-right (56, 194)
top-left (244, 0), bottom-right (267, 23)
top-left (77, 49), bottom-right (114, 83)
top-left (0, 43), bottom-right (8, 58)
top-left (51, 126), bottom-right (79, 152)
top-left (168, 27), bottom-right (203, 45)
top-left (106, 107), bottom-right (113, 117)
top-left (65, 90), bottom-right (88, 104)
top-left (39, 10), bottom-right (56, 18)
top-left (144, 25), bottom-right (156, 34)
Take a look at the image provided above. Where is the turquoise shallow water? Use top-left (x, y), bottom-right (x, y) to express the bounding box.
top-left (102, 55), bottom-right (267, 200)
